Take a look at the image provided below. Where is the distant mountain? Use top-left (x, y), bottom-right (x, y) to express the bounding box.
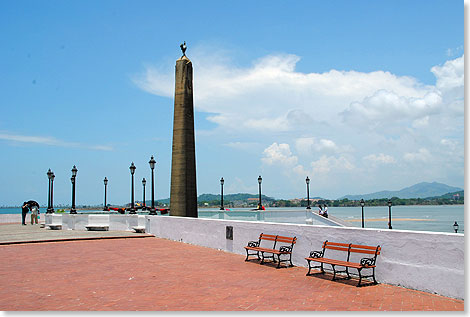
top-left (338, 182), bottom-right (463, 200)
top-left (198, 193), bottom-right (274, 202)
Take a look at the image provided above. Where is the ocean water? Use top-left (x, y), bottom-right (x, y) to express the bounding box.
top-left (2, 205), bottom-right (464, 234)
top-left (199, 205), bottom-right (464, 234)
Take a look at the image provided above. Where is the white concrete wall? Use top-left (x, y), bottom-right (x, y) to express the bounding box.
top-left (45, 214), bottom-right (148, 231)
top-left (146, 216), bottom-right (464, 300)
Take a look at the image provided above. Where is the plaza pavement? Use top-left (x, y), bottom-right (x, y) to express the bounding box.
top-left (0, 224), bottom-right (464, 311)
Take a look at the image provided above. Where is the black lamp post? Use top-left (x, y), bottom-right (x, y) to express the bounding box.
top-left (70, 165), bottom-right (78, 214)
top-left (50, 172), bottom-right (55, 213)
top-left (103, 177), bottom-right (108, 211)
top-left (306, 176), bottom-right (311, 209)
top-left (258, 175), bottom-right (262, 210)
top-left (387, 199), bottom-right (392, 229)
top-left (220, 177), bottom-right (225, 210)
top-left (360, 199), bottom-right (365, 228)
top-left (142, 178), bottom-right (147, 211)
top-left (129, 162), bottom-right (136, 214)
top-left (149, 156), bottom-right (157, 215)
top-left (47, 169), bottom-right (53, 213)
top-left (453, 221), bottom-right (459, 233)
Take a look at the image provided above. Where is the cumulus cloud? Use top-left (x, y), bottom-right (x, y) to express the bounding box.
top-left (403, 148), bottom-right (432, 162)
top-left (262, 143), bottom-right (299, 167)
top-left (134, 49), bottom-right (463, 192)
top-left (135, 49), bottom-right (453, 135)
top-left (295, 137), bottom-right (344, 155)
top-left (310, 155), bottom-right (355, 175)
top-left (363, 153), bottom-right (396, 164)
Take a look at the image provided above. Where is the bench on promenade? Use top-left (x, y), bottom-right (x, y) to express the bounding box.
top-left (85, 225), bottom-right (109, 231)
top-left (47, 224), bottom-right (62, 230)
top-left (132, 226), bottom-right (146, 233)
top-left (305, 240), bottom-right (381, 287)
top-left (244, 233), bottom-right (297, 268)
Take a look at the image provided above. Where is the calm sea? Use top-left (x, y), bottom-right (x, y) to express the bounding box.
top-left (2, 205), bottom-right (464, 234)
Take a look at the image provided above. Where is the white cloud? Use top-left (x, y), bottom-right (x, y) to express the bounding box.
top-left (135, 49), bottom-right (463, 195)
top-left (135, 50), bottom-right (445, 135)
top-left (431, 55), bottom-right (464, 93)
top-left (310, 155), bottom-right (355, 175)
top-left (363, 153), bottom-right (396, 164)
top-left (403, 148), bottom-right (432, 162)
top-left (261, 143), bottom-right (298, 167)
top-left (0, 132), bottom-right (113, 151)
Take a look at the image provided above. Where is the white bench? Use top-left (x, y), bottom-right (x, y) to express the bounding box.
top-left (47, 224), bottom-right (62, 230)
top-left (132, 226), bottom-right (146, 233)
top-left (85, 225), bottom-right (109, 231)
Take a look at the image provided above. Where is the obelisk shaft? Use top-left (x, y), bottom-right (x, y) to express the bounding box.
top-left (170, 56), bottom-right (198, 217)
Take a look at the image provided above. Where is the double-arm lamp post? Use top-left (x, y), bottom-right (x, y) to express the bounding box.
top-left (70, 165), bottom-right (78, 214)
top-left (129, 162), bottom-right (136, 214)
top-left (306, 176), bottom-right (311, 209)
top-left (148, 156), bottom-right (157, 215)
top-left (220, 177), bottom-right (224, 210)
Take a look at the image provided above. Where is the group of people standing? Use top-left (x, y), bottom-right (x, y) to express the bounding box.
top-left (318, 204), bottom-right (328, 218)
top-left (21, 201), bottom-right (40, 225)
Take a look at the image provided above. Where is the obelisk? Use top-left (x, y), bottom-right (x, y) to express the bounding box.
top-left (170, 42), bottom-right (198, 217)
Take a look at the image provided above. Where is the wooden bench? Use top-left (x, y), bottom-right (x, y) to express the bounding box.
top-left (47, 224), bottom-right (62, 230)
top-left (132, 226), bottom-right (146, 233)
top-left (244, 233), bottom-right (297, 268)
top-left (305, 240), bottom-right (381, 287)
top-left (85, 225), bottom-right (109, 231)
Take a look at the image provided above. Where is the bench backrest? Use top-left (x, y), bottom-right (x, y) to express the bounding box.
top-left (322, 240), bottom-right (381, 262)
top-left (259, 233), bottom-right (297, 249)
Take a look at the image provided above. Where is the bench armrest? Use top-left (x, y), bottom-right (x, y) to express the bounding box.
top-left (247, 241), bottom-right (260, 247)
top-left (360, 257), bottom-right (376, 267)
top-left (279, 245), bottom-right (292, 253)
top-left (309, 250), bottom-right (324, 258)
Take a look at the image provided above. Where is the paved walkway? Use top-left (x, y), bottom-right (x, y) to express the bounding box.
top-left (0, 233), bottom-right (463, 311)
top-left (0, 223), bottom-right (152, 244)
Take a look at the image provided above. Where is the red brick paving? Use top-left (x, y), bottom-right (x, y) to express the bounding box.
top-left (0, 237), bottom-right (463, 311)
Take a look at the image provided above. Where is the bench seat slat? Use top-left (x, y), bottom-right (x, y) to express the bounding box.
top-left (245, 246), bottom-right (291, 254)
top-left (325, 245), bottom-right (350, 252)
top-left (305, 257), bottom-right (376, 269)
top-left (324, 242), bottom-right (350, 247)
top-left (350, 244), bottom-right (380, 250)
top-left (349, 248), bottom-right (379, 255)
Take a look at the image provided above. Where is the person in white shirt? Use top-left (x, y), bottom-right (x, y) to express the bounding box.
top-left (31, 206), bottom-right (38, 225)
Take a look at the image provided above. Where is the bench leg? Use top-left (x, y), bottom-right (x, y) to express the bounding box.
top-left (357, 268), bottom-right (362, 287)
top-left (276, 254), bottom-right (281, 269)
top-left (372, 267), bottom-right (378, 284)
top-left (260, 252), bottom-right (265, 264)
top-left (306, 260), bottom-right (312, 275)
top-left (346, 267), bottom-right (351, 279)
top-left (331, 264), bottom-right (336, 280)
top-left (245, 250), bottom-right (260, 261)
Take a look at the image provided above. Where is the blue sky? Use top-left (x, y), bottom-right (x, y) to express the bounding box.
top-left (0, 0), bottom-right (464, 206)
